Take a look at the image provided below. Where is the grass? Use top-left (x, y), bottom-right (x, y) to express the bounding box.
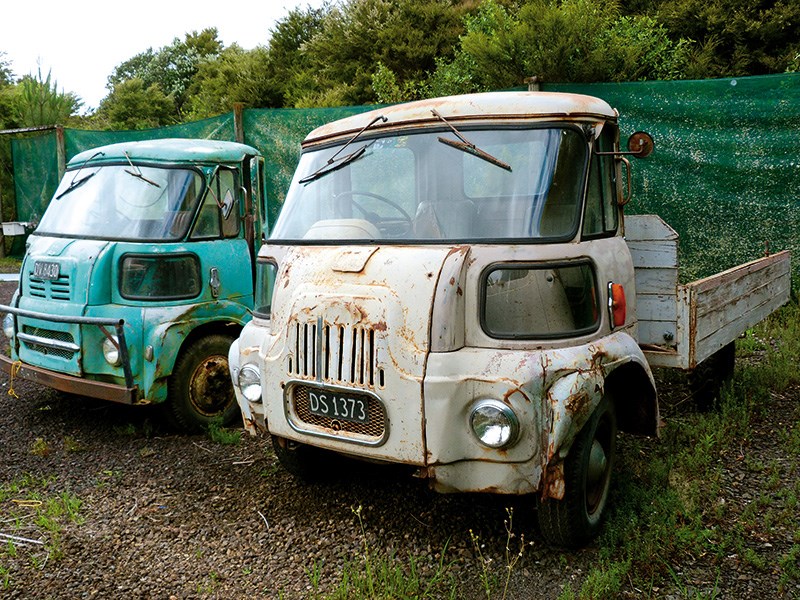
top-left (0, 474), bottom-right (85, 589)
top-left (307, 505), bottom-right (458, 599)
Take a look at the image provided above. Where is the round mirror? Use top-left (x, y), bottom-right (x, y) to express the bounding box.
top-left (627, 131), bottom-right (654, 158)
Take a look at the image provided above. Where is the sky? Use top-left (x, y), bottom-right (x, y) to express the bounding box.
top-left (1, 0), bottom-right (328, 114)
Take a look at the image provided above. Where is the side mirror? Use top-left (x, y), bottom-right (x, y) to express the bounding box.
top-left (627, 131), bottom-right (654, 158)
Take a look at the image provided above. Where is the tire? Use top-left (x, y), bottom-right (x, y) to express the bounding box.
top-left (166, 334), bottom-right (239, 432)
top-left (271, 435), bottom-right (335, 482)
top-left (537, 394), bottom-right (617, 547)
top-left (689, 341), bottom-right (735, 411)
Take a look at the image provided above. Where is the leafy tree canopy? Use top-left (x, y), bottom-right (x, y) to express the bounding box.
top-left (13, 68), bottom-right (82, 127)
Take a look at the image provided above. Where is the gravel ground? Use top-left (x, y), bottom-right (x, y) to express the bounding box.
top-left (0, 277), bottom-right (798, 599)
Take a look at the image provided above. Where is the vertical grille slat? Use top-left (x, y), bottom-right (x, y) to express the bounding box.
top-left (288, 319), bottom-right (380, 389)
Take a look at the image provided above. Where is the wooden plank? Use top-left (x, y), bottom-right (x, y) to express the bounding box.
top-left (628, 241), bottom-right (678, 268)
top-left (694, 274), bottom-right (791, 342)
top-left (624, 214), bottom-right (679, 242)
top-left (695, 289), bottom-right (789, 365)
top-left (635, 267), bottom-right (678, 296)
top-left (638, 320), bottom-right (678, 347)
top-left (689, 250), bottom-right (790, 295)
top-left (693, 255), bottom-right (790, 318)
top-left (636, 294), bottom-right (678, 323)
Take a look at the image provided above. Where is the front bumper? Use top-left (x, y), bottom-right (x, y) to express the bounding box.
top-left (0, 303), bottom-right (139, 404)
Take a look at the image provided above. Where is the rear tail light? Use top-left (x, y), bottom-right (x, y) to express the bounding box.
top-left (608, 283), bottom-right (626, 328)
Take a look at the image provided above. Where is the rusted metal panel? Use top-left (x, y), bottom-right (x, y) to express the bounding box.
top-left (304, 92), bottom-right (617, 148)
top-left (0, 354), bottom-right (138, 404)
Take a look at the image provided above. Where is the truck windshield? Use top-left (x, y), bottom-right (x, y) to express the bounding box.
top-left (36, 165), bottom-right (204, 241)
top-left (271, 126), bottom-right (587, 242)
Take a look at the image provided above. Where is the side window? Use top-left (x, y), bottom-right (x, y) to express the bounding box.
top-left (192, 168), bottom-right (240, 239)
top-left (583, 126), bottom-right (619, 237)
top-left (482, 262), bottom-right (600, 339)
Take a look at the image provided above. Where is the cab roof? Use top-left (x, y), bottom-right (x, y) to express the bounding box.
top-left (68, 138), bottom-right (260, 168)
top-left (303, 91), bottom-right (617, 147)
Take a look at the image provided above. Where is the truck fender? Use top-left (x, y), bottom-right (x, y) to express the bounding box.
top-left (542, 334), bottom-right (658, 499)
top-left (143, 318), bottom-right (244, 402)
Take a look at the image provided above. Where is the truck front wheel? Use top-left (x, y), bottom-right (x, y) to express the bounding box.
top-left (166, 334), bottom-right (238, 432)
top-left (537, 394), bottom-right (617, 547)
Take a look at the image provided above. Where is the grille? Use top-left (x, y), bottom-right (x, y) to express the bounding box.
top-left (288, 319), bottom-right (383, 388)
top-left (21, 326), bottom-right (76, 359)
top-left (292, 384), bottom-right (386, 439)
top-left (28, 272), bottom-right (71, 301)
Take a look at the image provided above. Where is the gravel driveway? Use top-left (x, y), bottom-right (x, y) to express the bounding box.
top-left (0, 278), bottom-right (798, 599)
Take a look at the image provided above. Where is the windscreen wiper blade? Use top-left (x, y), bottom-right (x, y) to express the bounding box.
top-left (123, 151), bottom-right (161, 187)
top-left (299, 144), bottom-right (369, 185)
top-left (299, 114), bottom-right (388, 184)
top-left (55, 150), bottom-right (104, 199)
top-left (55, 171), bottom-right (96, 199)
top-left (432, 108), bottom-right (512, 172)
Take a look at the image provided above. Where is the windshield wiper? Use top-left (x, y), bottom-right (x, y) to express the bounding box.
top-left (123, 151), bottom-right (161, 187)
top-left (56, 150), bottom-right (104, 199)
top-left (432, 109), bottom-right (512, 172)
top-left (299, 114), bottom-right (388, 184)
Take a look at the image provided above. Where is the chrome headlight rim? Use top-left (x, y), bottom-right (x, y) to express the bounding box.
top-left (102, 335), bottom-right (121, 366)
top-left (469, 399), bottom-right (520, 449)
top-left (238, 363), bottom-right (262, 403)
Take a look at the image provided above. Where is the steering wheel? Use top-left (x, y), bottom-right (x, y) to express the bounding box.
top-left (334, 190), bottom-right (413, 237)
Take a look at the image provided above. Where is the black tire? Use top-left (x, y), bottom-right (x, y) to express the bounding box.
top-left (689, 341), bottom-right (735, 411)
top-left (271, 435), bottom-right (335, 482)
top-left (166, 334), bottom-right (238, 432)
top-left (537, 394), bottom-right (617, 547)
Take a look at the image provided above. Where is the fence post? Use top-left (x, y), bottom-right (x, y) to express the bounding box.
top-left (233, 103), bottom-right (245, 144)
top-left (56, 126), bottom-right (66, 181)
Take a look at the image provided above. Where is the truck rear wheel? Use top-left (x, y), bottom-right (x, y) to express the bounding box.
top-left (166, 334), bottom-right (238, 432)
top-left (537, 395), bottom-right (617, 547)
top-left (689, 341), bottom-right (735, 411)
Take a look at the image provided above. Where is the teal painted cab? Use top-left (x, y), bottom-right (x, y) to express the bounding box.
top-left (1, 138), bottom-right (266, 431)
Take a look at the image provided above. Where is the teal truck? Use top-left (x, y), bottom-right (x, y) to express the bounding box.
top-left (0, 138), bottom-right (265, 431)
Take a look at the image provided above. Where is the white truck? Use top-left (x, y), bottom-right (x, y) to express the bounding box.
top-left (228, 92), bottom-right (791, 546)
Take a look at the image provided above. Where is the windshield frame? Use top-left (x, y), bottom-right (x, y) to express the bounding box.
top-left (271, 122), bottom-right (591, 245)
top-left (35, 161), bottom-right (209, 243)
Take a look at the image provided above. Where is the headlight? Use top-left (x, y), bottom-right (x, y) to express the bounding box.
top-left (470, 399), bottom-right (519, 449)
top-left (238, 364), bottom-right (262, 403)
top-left (3, 313), bottom-right (14, 339)
top-left (102, 336), bottom-right (121, 366)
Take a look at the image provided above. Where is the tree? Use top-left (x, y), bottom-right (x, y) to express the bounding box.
top-left (656, 0), bottom-right (800, 76)
top-left (106, 28), bottom-right (223, 117)
top-left (265, 4), bottom-right (330, 107)
top-left (94, 78), bottom-right (175, 130)
top-left (429, 0), bottom-right (695, 91)
top-left (186, 45), bottom-right (279, 119)
top-left (296, 0), bottom-right (472, 106)
top-left (13, 68), bottom-right (82, 127)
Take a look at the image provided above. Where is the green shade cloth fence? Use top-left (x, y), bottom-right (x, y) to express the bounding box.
top-left (10, 74), bottom-right (800, 280)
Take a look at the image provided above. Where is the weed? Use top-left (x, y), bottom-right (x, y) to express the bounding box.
top-left (312, 504), bottom-right (456, 599)
top-left (0, 563), bottom-right (9, 589)
top-left (113, 423), bottom-right (137, 436)
top-left (207, 419), bottom-right (241, 445)
top-left (63, 436), bottom-right (86, 453)
top-left (778, 544), bottom-right (800, 592)
top-left (30, 438), bottom-right (50, 457)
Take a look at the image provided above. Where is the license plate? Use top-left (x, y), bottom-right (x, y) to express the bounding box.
top-left (307, 388), bottom-right (370, 424)
top-left (33, 261), bottom-right (60, 280)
